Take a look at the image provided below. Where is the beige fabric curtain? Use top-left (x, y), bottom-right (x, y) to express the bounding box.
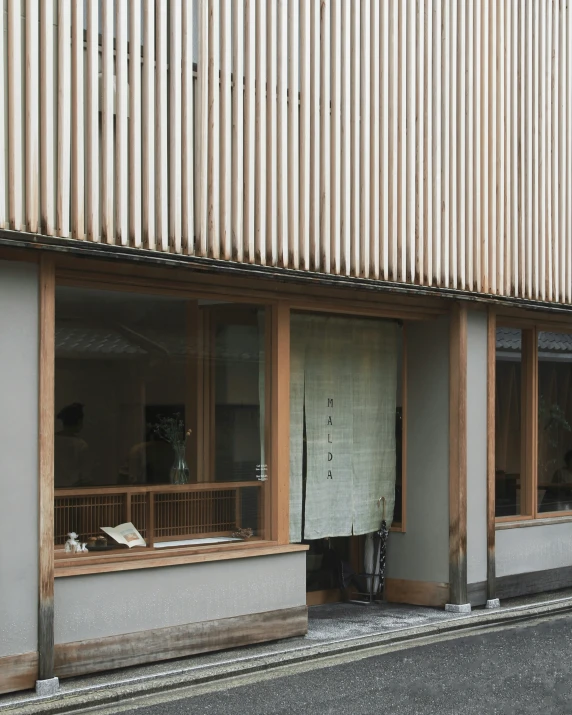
top-left (290, 314), bottom-right (399, 542)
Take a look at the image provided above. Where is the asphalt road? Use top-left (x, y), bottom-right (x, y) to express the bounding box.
top-left (97, 613), bottom-right (572, 715)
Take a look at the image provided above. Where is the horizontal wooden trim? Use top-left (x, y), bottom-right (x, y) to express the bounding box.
top-left (467, 581), bottom-right (487, 607)
top-left (496, 515), bottom-right (572, 530)
top-left (495, 515), bottom-right (534, 525)
top-left (54, 481), bottom-right (264, 497)
top-left (54, 606), bottom-right (308, 680)
top-left (495, 567), bottom-right (572, 600)
top-left (0, 651), bottom-right (38, 695)
top-left (306, 589), bottom-right (342, 606)
top-left (54, 543), bottom-right (308, 578)
top-left (385, 579), bottom-right (450, 608)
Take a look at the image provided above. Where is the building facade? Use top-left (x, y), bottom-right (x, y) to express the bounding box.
top-left (2, 0), bottom-right (572, 695)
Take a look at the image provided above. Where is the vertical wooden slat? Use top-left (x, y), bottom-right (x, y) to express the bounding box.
top-left (101, 0), bottom-right (114, 243)
top-left (40, 0), bottom-right (54, 236)
top-left (465, 0), bottom-right (473, 290)
top-left (310, 0), bottom-right (320, 271)
top-left (450, 0), bottom-right (458, 288)
top-left (489, 0), bottom-right (497, 294)
top-left (56, 0), bottom-right (71, 239)
top-left (266, 0), bottom-right (277, 265)
top-left (442, 0), bottom-right (450, 288)
top-left (474, 0), bottom-right (481, 292)
top-left (496, 0), bottom-right (504, 297)
top-left (8, 0), bottom-right (22, 232)
top-left (405, 0), bottom-right (415, 283)
top-left (330, 0), bottom-right (341, 275)
top-left (546, 0), bottom-right (553, 300)
top-left (432, 0), bottom-right (441, 286)
top-left (568, 0), bottom-right (572, 304)
top-left (233, 0), bottom-right (245, 262)
top-left (197, 0), bottom-right (208, 255)
top-left (504, 0), bottom-right (512, 297)
top-left (359, 0), bottom-right (370, 278)
top-left (255, 0), bottom-right (267, 264)
top-left (277, 0), bottom-right (288, 267)
top-left (423, 0), bottom-right (433, 286)
top-left (116, 0), bottom-right (129, 247)
top-left (559, 0), bottom-right (566, 303)
top-left (0, 0), bottom-right (6, 229)
top-left (511, 0), bottom-right (519, 296)
top-left (399, 0), bottom-right (407, 282)
top-left (370, 0), bottom-right (380, 280)
top-left (532, 0), bottom-right (540, 299)
top-left (244, 0), bottom-right (255, 263)
top-left (551, 0), bottom-right (559, 301)
top-left (288, 0), bottom-right (299, 269)
top-left (142, 0), bottom-right (156, 250)
top-left (130, 0), bottom-right (142, 248)
top-left (381, 0), bottom-right (390, 282)
top-left (85, 0), bottom-right (99, 243)
top-left (220, 0), bottom-right (232, 260)
top-left (389, 0), bottom-right (398, 281)
top-left (299, 0), bottom-right (310, 271)
top-left (38, 256), bottom-right (55, 680)
top-left (168, 3), bottom-right (182, 255)
top-left (25, 0), bottom-right (39, 233)
top-left (519, 0), bottom-right (526, 296)
top-left (156, 0), bottom-right (169, 251)
top-left (318, 0), bottom-right (331, 273)
top-left (181, 0), bottom-right (194, 255)
top-left (70, 0), bottom-right (84, 240)
top-left (415, 0), bottom-right (424, 285)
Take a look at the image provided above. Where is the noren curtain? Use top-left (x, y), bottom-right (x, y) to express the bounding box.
top-left (289, 314), bottom-right (399, 542)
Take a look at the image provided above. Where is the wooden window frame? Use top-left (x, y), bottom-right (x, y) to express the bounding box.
top-left (50, 273), bottom-right (294, 575)
top-left (495, 318), bottom-right (572, 525)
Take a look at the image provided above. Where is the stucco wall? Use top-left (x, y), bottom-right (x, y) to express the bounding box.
top-left (496, 522), bottom-right (572, 577)
top-left (466, 311), bottom-right (488, 584)
top-left (54, 551), bottom-right (306, 644)
top-left (386, 316), bottom-right (450, 584)
top-left (0, 261), bottom-right (39, 657)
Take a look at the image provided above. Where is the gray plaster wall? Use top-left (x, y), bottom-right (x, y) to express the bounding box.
top-left (496, 522), bottom-right (572, 577)
top-left (55, 551), bottom-right (306, 644)
top-left (386, 316), bottom-right (450, 584)
top-left (0, 261), bottom-right (39, 657)
top-left (466, 311), bottom-right (488, 584)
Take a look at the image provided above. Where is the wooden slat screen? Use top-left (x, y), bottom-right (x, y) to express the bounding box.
top-left (3, 1), bottom-right (572, 303)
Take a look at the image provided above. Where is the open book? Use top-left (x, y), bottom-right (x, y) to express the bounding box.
top-left (100, 522), bottom-right (146, 548)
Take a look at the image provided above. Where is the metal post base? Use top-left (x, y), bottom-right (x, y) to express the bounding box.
top-left (486, 598), bottom-right (501, 609)
top-left (35, 677), bottom-right (59, 696)
top-left (445, 602), bottom-right (472, 614)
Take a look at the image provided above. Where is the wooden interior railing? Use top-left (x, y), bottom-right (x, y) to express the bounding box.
top-left (54, 482), bottom-right (263, 548)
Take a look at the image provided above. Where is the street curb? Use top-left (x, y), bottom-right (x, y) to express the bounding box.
top-left (3, 596), bottom-right (572, 714)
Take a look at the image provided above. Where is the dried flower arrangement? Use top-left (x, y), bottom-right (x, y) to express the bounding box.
top-left (151, 413), bottom-right (192, 447)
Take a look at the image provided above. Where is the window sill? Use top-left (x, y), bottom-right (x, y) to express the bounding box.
top-left (496, 515), bottom-right (572, 530)
top-left (54, 541), bottom-right (309, 578)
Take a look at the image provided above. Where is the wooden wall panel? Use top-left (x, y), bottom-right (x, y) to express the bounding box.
top-left (3, 1), bottom-right (572, 305)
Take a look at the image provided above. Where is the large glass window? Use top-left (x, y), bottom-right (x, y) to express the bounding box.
top-left (495, 328), bottom-right (524, 517)
top-left (54, 286), bottom-right (269, 551)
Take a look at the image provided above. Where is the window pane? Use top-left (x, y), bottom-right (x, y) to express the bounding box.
top-left (54, 288), bottom-right (269, 550)
top-left (537, 331), bottom-right (572, 513)
top-left (495, 328), bottom-right (523, 517)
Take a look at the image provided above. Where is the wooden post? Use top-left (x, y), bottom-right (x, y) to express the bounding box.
top-left (449, 302), bottom-right (468, 607)
top-left (486, 307), bottom-right (496, 602)
top-left (38, 256), bottom-right (55, 681)
top-left (271, 303), bottom-right (290, 544)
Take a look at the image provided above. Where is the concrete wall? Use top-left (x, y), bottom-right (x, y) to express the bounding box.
top-left (0, 261), bottom-right (39, 657)
top-left (55, 551), bottom-right (306, 643)
top-left (496, 522), bottom-right (572, 577)
top-left (466, 311), bottom-right (488, 585)
top-left (386, 316), bottom-right (450, 584)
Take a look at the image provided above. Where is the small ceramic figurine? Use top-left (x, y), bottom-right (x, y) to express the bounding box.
top-left (65, 532), bottom-right (81, 553)
top-left (232, 527), bottom-right (253, 540)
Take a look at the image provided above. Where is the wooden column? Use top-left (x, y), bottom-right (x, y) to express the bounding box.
top-left (270, 303), bottom-right (290, 544)
top-left (449, 302), bottom-right (468, 605)
top-left (38, 256), bottom-right (55, 680)
top-left (486, 307), bottom-right (496, 601)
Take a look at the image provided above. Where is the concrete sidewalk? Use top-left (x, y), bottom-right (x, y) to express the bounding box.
top-left (3, 590), bottom-right (572, 715)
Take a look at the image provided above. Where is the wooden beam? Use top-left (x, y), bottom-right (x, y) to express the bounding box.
top-left (385, 579), bottom-right (450, 608)
top-left (38, 256), bottom-right (56, 680)
top-left (449, 302), bottom-right (468, 605)
top-left (0, 652), bottom-right (38, 696)
top-left (486, 307), bottom-right (496, 601)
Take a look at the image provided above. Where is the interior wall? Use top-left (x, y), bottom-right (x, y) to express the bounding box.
top-left (386, 316), bottom-right (450, 584)
top-left (0, 261), bottom-right (39, 657)
top-left (466, 311), bottom-right (488, 584)
top-left (55, 551), bottom-right (306, 644)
